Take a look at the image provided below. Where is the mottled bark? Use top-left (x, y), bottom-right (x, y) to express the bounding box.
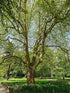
top-left (27, 68), bottom-right (35, 84)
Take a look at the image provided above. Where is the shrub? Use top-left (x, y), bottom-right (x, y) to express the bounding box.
top-left (8, 83), bottom-right (70, 93)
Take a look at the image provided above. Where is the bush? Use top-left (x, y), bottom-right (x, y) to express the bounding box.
top-left (1, 79), bottom-right (70, 93)
top-left (8, 83), bottom-right (70, 93)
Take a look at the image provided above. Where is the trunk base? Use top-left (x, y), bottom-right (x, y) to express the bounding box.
top-left (27, 69), bottom-right (35, 84)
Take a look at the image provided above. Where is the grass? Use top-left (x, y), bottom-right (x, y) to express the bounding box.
top-left (0, 77), bottom-right (70, 85)
top-left (0, 77), bottom-right (57, 84)
top-left (65, 78), bottom-right (70, 83)
top-left (0, 77), bottom-right (26, 85)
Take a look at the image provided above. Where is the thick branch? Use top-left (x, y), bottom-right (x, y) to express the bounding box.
top-left (45, 20), bottom-right (57, 35)
top-left (16, 20), bottom-right (24, 30)
top-left (24, 0), bottom-right (30, 65)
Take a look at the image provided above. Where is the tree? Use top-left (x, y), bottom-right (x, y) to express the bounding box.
top-left (0, 0), bottom-right (70, 84)
top-left (54, 49), bottom-right (70, 79)
top-left (0, 41), bottom-right (15, 80)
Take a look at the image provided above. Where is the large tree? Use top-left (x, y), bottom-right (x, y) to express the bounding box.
top-left (0, 0), bottom-right (70, 84)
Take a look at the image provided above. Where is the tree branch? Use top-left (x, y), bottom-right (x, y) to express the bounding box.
top-left (1, 55), bottom-right (26, 65)
top-left (0, 38), bottom-right (9, 41)
top-left (9, 36), bottom-right (24, 44)
top-left (0, 33), bottom-right (6, 35)
top-left (45, 20), bottom-right (57, 35)
top-left (45, 45), bottom-right (69, 53)
top-left (4, 14), bottom-right (23, 34)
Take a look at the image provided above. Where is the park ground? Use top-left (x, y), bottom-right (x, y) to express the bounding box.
top-left (0, 77), bottom-right (70, 93)
top-left (0, 77), bottom-right (70, 84)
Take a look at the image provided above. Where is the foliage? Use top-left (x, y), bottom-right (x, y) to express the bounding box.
top-left (54, 49), bottom-right (70, 77)
top-left (9, 85), bottom-right (70, 93)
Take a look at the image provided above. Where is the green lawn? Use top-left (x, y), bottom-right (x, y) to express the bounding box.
top-left (65, 78), bottom-right (70, 83)
top-left (0, 77), bottom-right (26, 85)
top-left (0, 77), bottom-right (70, 85)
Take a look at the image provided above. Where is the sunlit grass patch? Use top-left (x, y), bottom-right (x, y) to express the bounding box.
top-left (0, 77), bottom-right (27, 85)
top-left (0, 77), bottom-right (70, 85)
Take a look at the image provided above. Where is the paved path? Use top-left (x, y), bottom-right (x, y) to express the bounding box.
top-left (0, 84), bottom-right (9, 93)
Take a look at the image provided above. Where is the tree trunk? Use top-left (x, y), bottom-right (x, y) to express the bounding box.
top-left (51, 68), bottom-right (53, 78)
top-left (27, 68), bottom-right (35, 84)
top-left (63, 76), bottom-right (65, 80)
top-left (6, 73), bottom-right (9, 81)
top-left (6, 65), bottom-right (10, 81)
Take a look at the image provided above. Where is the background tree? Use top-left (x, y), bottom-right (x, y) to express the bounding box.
top-left (0, 41), bottom-right (15, 80)
top-left (54, 49), bottom-right (70, 79)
